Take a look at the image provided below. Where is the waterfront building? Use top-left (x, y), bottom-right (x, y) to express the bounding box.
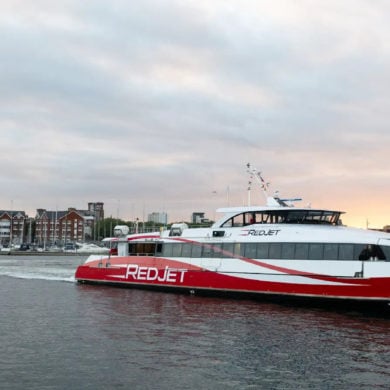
top-left (0, 210), bottom-right (27, 246)
top-left (191, 212), bottom-right (205, 224)
top-left (88, 202), bottom-right (104, 221)
top-left (35, 202), bottom-right (105, 246)
top-left (147, 212), bottom-right (168, 225)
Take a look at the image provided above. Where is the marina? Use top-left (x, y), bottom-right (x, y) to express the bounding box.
top-left (0, 242), bottom-right (109, 256)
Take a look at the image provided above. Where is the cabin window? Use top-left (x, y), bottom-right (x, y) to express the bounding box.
top-left (358, 244), bottom-right (386, 260)
top-left (244, 213), bottom-right (256, 225)
top-left (281, 243), bottom-right (295, 259)
top-left (155, 243), bottom-right (163, 256)
top-left (294, 243), bottom-right (309, 259)
top-left (257, 243), bottom-right (269, 259)
top-left (244, 243), bottom-right (257, 258)
top-left (159, 241), bottom-right (390, 261)
top-left (306, 211), bottom-right (324, 224)
top-left (211, 243), bottom-right (223, 258)
top-left (182, 241), bottom-right (390, 261)
top-left (338, 244), bottom-right (354, 260)
top-left (355, 244), bottom-right (368, 260)
top-left (268, 212), bottom-right (280, 224)
top-left (128, 242), bottom-right (155, 256)
top-left (379, 245), bottom-right (390, 261)
top-left (146, 243), bottom-right (156, 255)
top-left (257, 213), bottom-right (270, 224)
top-left (220, 210), bottom-right (342, 226)
top-left (181, 243), bottom-right (192, 257)
top-left (233, 214), bottom-right (244, 227)
top-left (371, 245), bottom-right (385, 260)
top-left (309, 243), bottom-right (323, 260)
top-left (285, 211), bottom-right (306, 224)
top-left (202, 244), bottom-right (214, 257)
top-left (269, 243), bottom-right (281, 259)
top-left (128, 243), bottom-right (137, 255)
top-left (234, 243), bottom-right (242, 257)
top-left (221, 219), bottom-right (232, 228)
top-left (322, 211), bottom-right (335, 224)
top-left (323, 244), bottom-right (338, 260)
top-left (172, 243), bottom-right (182, 257)
top-left (162, 243), bottom-right (174, 257)
top-left (222, 214), bottom-right (245, 227)
top-left (191, 244), bottom-right (202, 258)
top-left (221, 243), bottom-right (235, 258)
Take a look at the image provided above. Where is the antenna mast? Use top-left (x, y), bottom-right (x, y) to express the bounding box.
top-left (246, 163), bottom-right (270, 205)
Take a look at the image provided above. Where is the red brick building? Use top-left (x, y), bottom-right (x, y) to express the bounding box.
top-left (35, 208), bottom-right (91, 246)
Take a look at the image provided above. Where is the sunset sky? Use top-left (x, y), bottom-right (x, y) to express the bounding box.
top-left (1, 1), bottom-right (390, 228)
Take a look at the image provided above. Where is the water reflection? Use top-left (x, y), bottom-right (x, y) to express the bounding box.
top-left (74, 285), bottom-right (389, 389)
top-left (2, 255), bottom-right (388, 389)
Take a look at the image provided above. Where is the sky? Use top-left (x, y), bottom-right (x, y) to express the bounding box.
top-left (1, 0), bottom-right (390, 228)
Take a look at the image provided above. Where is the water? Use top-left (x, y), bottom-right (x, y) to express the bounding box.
top-left (0, 256), bottom-right (389, 389)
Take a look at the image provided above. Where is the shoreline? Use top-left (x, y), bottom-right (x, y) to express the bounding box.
top-left (0, 251), bottom-right (98, 256)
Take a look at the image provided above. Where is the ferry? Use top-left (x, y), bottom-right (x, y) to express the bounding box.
top-left (75, 166), bottom-right (390, 309)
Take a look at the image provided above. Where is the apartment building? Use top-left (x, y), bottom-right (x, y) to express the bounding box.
top-left (147, 212), bottom-right (168, 225)
top-left (35, 207), bottom-right (100, 246)
top-left (0, 210), bottom-right (27, 246)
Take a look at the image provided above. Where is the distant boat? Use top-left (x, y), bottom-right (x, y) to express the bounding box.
top-left (75, 167), bottom-right (390, 309)
top-left (0, 245), bottom-right (11, 254)
top-left (64, 242), bottom-right (109, 254)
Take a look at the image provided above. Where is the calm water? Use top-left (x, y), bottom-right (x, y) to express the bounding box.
top-left (0, 255), bottom-right (389, 390)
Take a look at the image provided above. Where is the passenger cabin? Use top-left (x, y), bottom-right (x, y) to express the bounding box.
top-left (213, 208), bottom-right (343, 228)
top-left (120, 239), bottom-right (390, 262)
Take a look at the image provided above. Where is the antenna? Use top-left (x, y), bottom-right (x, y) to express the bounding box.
top-left (246, 163), bottom-right (270, 204)
top-left (246, 163), bottom-right (302, 207)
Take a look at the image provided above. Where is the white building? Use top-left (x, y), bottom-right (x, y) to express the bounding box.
top-left (147, 212), bottom-right (168, 225)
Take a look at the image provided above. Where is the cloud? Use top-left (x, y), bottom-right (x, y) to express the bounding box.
top-left (1, 0), bottom-right (390, 227)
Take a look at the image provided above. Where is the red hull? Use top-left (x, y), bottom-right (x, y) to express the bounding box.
top-left (75, 258), bottom-right (390, 302)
